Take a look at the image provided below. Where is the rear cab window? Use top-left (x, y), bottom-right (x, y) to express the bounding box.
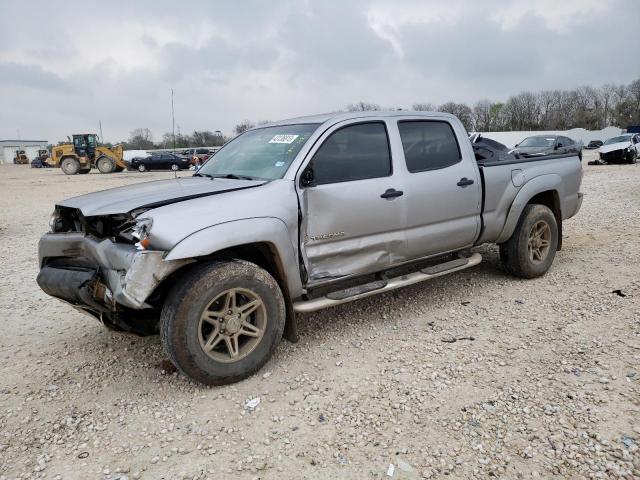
top-left (311, 122), bottom-right (392, 185)
top-left (397, 121), bottom-right (461, 172)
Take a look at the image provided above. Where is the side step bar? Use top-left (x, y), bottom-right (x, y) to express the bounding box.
top-left (293, 253), bottom-right (482, 313)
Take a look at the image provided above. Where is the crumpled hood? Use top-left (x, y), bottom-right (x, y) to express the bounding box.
top-left (57, 177), bottom-right (266, 216)
top-left (599, 141), bottom-right (631, 154)
top-left (516, 146), bottom-right (552, 155)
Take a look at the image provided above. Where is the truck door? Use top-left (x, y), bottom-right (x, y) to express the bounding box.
top-left (396, 119), bottom-right (481, 259)
top-left (298, 121), bottom-right (407, 284)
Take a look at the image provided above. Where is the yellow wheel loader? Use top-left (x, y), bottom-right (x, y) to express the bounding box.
top-left (49, 134), bottom-right (126, 175)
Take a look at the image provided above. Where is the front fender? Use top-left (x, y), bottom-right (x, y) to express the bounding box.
top-left (165, 217), bottom-right (303, 298)
top-left (496, 174), bottom-right (563, 244)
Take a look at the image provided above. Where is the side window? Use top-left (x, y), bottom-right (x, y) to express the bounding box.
top-left (196, 148), bottom-right (208, 154)
top-left (311, 122), bottom-right (391, 185)
top-left (398, 121), bottom-right (461, 172)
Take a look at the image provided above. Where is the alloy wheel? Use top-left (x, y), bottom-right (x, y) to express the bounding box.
top-left (197, 288), bottom-right (267, 363)
top-left (527, 220), bottom-right (551, 263)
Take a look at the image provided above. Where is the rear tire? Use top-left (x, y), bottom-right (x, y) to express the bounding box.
top-left (500, 204), bottom-right (558, 279)
top-left (160, 260), bottom-right (286, 385)
top-left (60, 157), bottom-right (80, 175)
top-left (97, 156), bottom-right (116, 174)
top-left (171, 163), bottom-right (180, 171)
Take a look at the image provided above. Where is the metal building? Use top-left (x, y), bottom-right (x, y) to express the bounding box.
top-left (0, 139), bottom-right (49, 164)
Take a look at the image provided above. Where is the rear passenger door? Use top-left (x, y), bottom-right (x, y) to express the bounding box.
top-left (298, 121), bottom-right (407, 284)
top-left (396, 119), bottom-right (481, 259)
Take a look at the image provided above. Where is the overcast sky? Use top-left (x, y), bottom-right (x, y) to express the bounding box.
top-left (0, 0), bottom-right (638, 143)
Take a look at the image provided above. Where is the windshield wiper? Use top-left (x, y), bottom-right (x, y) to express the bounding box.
top-left (210, 173), bottom-right (257, 180)
top-left (193, 172), bottom-right (214, 179)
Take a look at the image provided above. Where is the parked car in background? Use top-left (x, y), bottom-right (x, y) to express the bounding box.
top-left (514, 135), bottom-right (582, 160)
top-left (598, 133), bottom-right (640, 164)
top-left (130, 152), bottom-right (192, 172)
top-left (585, 140), bottom-right (603, 149)
top-left (181, 148), bottom-right (211, 162)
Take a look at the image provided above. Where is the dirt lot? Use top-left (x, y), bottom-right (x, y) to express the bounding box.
top-left (1, 151), bottom-right (639, 480)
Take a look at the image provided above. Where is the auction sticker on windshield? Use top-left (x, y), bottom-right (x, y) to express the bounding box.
top-left (269, 134), bottom-right (299, 144)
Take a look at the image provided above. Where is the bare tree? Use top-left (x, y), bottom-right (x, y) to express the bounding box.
top-left (437, 102), bottom-right (473, 131)
top-left (346, 101), bottom-right (381, 112)
top-left (127, 128), bottom-right (154, 149)
top-left (472, 100), bottom-right (493, 131)
top-left (412, 103), bottom-right (437, 111)
top-left (233, 120), bottom-right (255, 136)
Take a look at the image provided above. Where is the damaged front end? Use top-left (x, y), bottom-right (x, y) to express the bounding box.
top-left (37, 206), bottom-right (191, 334)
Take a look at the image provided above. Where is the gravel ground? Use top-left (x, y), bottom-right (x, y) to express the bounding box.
top-left (1, 151), bottom-right (639, 480)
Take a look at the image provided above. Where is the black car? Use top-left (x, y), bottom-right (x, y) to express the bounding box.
top-left (130, 152), bottom-right (191, 172)
top-left (514, 135), bottom-right (582, 160)
top-left (585, 140), bottom-right (603, 149)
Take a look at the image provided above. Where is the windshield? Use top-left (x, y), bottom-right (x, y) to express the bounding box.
top-left (604, 135), bottom-right (631, 145)
top-left (518, 136), bottom-right (555, 147)
top-left (198, 124), bottom-right (319, 180)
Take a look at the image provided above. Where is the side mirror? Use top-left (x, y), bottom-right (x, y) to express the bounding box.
top-left (556, 143), bottom-right (562, 149)
top-left (301, 166), bottom-right (315, 187)
top-left (514, 143), bottom-right (519, 148)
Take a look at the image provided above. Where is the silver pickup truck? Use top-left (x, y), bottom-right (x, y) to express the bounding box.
top-left (37, 111), bottom-right (583, 385)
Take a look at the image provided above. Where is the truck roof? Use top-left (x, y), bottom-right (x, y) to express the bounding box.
top-left (262, 110), bottom-right (457, 128)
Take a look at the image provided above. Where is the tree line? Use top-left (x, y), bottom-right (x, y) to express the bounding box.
top-left (348, 76), bottom-right (640, 132)
top-left (120, 76), bottom-right (639, 149)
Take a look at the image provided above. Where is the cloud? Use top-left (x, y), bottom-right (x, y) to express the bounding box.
top-left (0, 0), bottom-right (637, 142)
top-left (0, 62), bottom-right (71, 92)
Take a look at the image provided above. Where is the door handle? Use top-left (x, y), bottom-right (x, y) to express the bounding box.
top-left (457, 177), bottom-right (474, 187)
top-left (380, 188), bottom-right (404, 199)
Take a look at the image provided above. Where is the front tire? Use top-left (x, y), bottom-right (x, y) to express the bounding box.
top-left (60, 157), bottom-right (80, 175)
top-left (137, 163), bottom-right (147, 172)
top-left (97, 156), bottom-right (116, 174)
top-left (160, 260), bottom-right (286, 385)
top-left (500, 204), bottom-right (558, 279)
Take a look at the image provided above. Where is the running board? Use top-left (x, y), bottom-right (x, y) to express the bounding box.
top-left (293, 253), bottom-right (482, 313)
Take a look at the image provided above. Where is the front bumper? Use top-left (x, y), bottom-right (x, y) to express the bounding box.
top-left (600, 150), bottom-right (631, 164)
top-left (37, 232), bottom-right (191, 311)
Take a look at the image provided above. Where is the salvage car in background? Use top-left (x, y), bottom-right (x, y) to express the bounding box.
top-left (514, 135), bottom-right (582, 160)
top-left (598, 133), bottom-right (639, 164)
top-left (37, 111), bottom-right (583, 386)
top-left (130, 152), bottom-right (192, 172)
top-left (181, 148), bottom-right (211, 162)
top-left (585, 140), bottom-right (603, 149)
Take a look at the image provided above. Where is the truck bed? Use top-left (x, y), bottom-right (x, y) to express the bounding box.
top-left (476, 153), bottom-right (583, 245)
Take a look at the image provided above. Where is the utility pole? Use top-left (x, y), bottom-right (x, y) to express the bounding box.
top-left (98, 120), bottom-right (103, 143)
top-left (171, 88), bottom-right (176, 152)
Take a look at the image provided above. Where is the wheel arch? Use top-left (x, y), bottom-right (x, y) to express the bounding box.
top-left (155, 218), bottom-right (302, 342)
top-left (497, 174), bottom-right (564, 248)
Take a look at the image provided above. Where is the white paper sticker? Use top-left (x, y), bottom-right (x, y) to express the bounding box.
top-left (274, 161), bottom-right (285, 167)
top-left (386, 463), bottom-right (395, 477)
top-left (269, 134), bottom-right (299, 144)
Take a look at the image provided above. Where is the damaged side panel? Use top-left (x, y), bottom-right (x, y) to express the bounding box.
top-left (114, 251), bottom-right (192, 309)
top-left (299, 181), bottom-right (407, 285)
